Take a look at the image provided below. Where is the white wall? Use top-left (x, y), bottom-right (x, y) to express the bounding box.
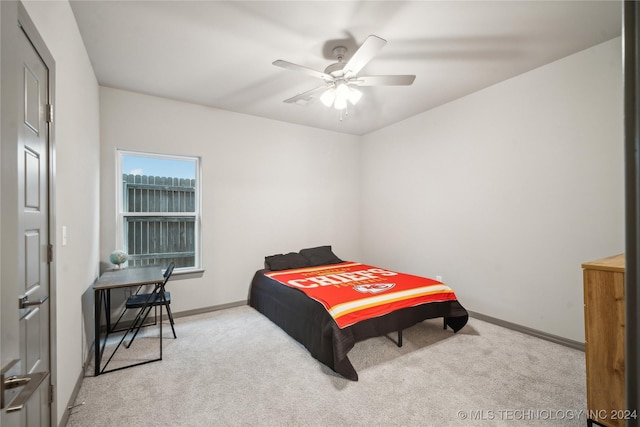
top-left (20, 1), bottom-right (101, 424)
top-left (361, 37), bottom-right (624, 342)
top-left (99, 87), bottom-right (362, 312)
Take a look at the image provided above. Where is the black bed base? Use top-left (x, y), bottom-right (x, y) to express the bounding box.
top-left (395, 317), bottom-right (448, 347)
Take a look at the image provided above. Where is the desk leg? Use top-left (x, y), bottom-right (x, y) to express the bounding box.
top-left (160, 302), bottom-right (163, 360)
top-left (106, 289), bottom-right (111, 333)
top-left (94, 289), bottom-right (101, 376)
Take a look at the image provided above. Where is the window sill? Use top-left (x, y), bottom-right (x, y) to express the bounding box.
top-left (172, 268), bottom-right (205, 280)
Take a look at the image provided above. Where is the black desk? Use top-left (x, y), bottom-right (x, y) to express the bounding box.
top-left (93, 266), bottom-right (165, 376)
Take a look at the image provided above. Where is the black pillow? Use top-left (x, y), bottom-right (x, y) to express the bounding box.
top-left (299, 245), bottom-right (343, 267)
top-left (265, 252), bottom-right (310, 271)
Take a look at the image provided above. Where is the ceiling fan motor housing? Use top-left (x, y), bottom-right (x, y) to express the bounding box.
top-left (324, 46), bottom-right (348, 77)
top-left (324, 62), bottom-right (346, 77)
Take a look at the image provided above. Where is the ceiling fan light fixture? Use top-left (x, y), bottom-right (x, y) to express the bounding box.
top-left (335, 82), bottom-right (349, 99)
top-left (320, 88), bottom-right (336, 107)
top-left (318, 83), bottom-right (364, 110)
top-left (347, 87), bottom-right (362, 105)
top-left (331, 82), bottom-right (354, 110)
top-left (334, 95), bottom-right (348, 110)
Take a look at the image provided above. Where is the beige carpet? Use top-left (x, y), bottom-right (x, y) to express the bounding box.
top-left (67, 305), bottom-right (587, 426)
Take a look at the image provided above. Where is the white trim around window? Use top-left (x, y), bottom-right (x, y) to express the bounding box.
top-left (115, 149), bottom-right (202, 272)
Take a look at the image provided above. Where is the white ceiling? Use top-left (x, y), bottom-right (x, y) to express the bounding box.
top-left (69, 1), bottom-right (622, 136)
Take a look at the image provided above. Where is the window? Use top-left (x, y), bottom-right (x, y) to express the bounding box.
top-left (117, 150), bottom-right (201, 271)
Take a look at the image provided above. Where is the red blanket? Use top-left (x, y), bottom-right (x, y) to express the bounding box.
top-left (265, 262), bottom-right (459, 328)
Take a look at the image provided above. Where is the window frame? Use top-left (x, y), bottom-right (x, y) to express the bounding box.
top-left (116, 149), bottom-right (202, 272)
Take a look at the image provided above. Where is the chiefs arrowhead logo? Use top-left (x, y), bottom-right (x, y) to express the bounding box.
top-left (353, 283), bottom-right (395, 294)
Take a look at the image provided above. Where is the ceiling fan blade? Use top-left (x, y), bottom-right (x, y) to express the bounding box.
top-left (343, 35), bottom-right (387, 77)
top-left (353, 75), bottom-right (416, 86)
top-left (283, 85), bottom-right (329, 104)
top-left (273, 60), bottom-right (334, 82)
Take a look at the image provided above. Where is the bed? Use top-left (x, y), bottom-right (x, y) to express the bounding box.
top-left (248, 246), bottom-right (468, 381)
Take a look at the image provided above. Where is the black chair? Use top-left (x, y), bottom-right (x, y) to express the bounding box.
top-left (123, 262), bottom-right (177, 348)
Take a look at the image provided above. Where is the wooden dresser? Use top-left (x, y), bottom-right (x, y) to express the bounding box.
top-left (582, 254), bottom-right (625, 427)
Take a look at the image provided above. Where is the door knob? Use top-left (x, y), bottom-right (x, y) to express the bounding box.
top-left (18, 295), bottom-right (48, 309)
top-left (1, 360), bottom-right (49, 413)
top-left (3, 375), bottom-right (30, 389)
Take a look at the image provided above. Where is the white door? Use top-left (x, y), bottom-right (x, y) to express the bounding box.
top-left (1, 8), bottom-right (52, 426)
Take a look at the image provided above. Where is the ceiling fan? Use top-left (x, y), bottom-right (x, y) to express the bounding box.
top-left (273, 35), bottom-right (416, 110)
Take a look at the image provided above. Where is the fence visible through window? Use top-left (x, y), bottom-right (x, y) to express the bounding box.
top-left (123, 174), bottom-right (196, 269)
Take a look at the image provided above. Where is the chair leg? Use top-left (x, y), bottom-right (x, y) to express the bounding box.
top-left (126, 304), bottom-right (154, 348)
top-left (157, 288), bottom-right (177, 339)
top-left (128, 302), bottom-right (176, 343)
top-left (164, 303), bottom-right (177, 339)
top-left (111, 285), bottom-right (145, 333)
top-left (125, 286), bottom-right (177, 348)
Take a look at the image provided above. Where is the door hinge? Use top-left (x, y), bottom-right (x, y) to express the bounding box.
top-left (47, 244), bottom-right (53, 263)
top-left (46, 104), bottom-right (53, 123)
top-left (49, 384), bottom-right (54, 404)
